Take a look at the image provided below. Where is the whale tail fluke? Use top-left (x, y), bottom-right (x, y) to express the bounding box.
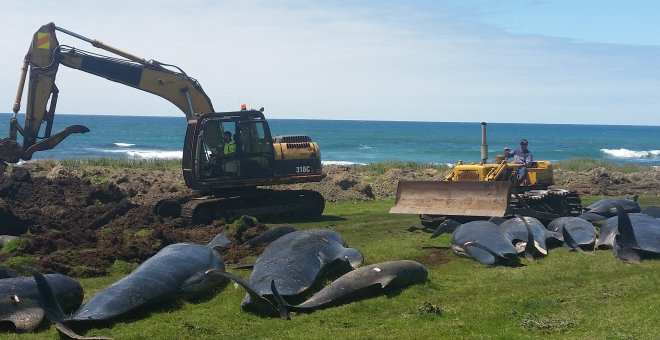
top-left (28, 268), bottom-right (66, 324)
top-left (612, 203), bottom-right (642, 263)
top-left (207, 232), bottom-right (232, 249)
top-left (29, 268), bottom-right (109, 339)
top-left (207, 270), bottom-right (284, 318)
top-left (270, 280), bottom-right (291, 320)
top-left (515, 215), bottom-right (537, 261)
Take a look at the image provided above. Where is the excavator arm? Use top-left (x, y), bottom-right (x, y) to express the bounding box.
top-left (0, 22), bottom-right (215, 171)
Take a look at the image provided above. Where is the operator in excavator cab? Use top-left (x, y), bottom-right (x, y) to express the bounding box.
top-left (222, 131), bottom-right (239, 174)
top-left (505, 139), bottom-right (533, 184)
top-left (223, 131), bottom-right (236, 156)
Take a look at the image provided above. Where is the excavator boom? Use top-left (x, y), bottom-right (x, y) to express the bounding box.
top-left (1, 22), bottom-right (214, 170)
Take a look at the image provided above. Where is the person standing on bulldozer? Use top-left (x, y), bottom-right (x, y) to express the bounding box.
top-left (505, 139), bottom-right (533, 183)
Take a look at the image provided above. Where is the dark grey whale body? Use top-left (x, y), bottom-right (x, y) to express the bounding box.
top-left (585, 198), bottom-right (640, 217)
top-left (280, 260), bottom-right (428, 312)
top-left (610, 204), bottom-right (660, 263)
top-left (219, 229), bottom-right (364, 318)
top-left (500, 216), bottom-right (561, 256)
top-left (0, 273), bottom-right (82, 332)
top-left (640, 206), bottom-right (660, 218)
top-left (548, 216), bottom-right (598, 250)
top-left (449, 220), bottom-right (526, 265)
top-left (245, 225), bottom-right (297, 246)
top-left (33, 233), bottom-right (231, 337)
top-left (241, 229), bottom-right (364, 310)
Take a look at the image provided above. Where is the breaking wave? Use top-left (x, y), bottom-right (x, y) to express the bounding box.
top-left (126, 150), bottom-right (182, 159)
top-left (600, 148), bottom-right (660, 159)
top-left (93, 147), bottom-right (182, 159)
top-left (322, 161), bottom-right (367, 166)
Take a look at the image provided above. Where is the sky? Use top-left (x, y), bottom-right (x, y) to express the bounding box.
top-left (1, 0), bottom-right (659, 125)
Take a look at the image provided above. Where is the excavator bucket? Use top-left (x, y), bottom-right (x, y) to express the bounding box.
top-left (389, 181), bottom-right (512, 218)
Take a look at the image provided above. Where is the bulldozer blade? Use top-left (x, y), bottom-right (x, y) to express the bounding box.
top-left (389, 181), bottom-right (511, 217)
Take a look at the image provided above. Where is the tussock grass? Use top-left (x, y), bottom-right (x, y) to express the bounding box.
top-left (30, 158), bottom-right (652, 175)
top-left (359, 161), bottom-right (451, 175)
top-left (0, 238), bottom-right (24, 254)
top-left (60, 158), bottom-right (181, 171)
top-left (556, 158), bottom-right (648, 173)
top-left (8, 199), bottom-right (660, 339)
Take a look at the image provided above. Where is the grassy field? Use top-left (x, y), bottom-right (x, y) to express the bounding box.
top-left (6, 196), bottom-right (660, 339)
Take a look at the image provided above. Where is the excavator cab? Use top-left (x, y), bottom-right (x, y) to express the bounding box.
top-left (182, 109), bottom-right (325, 192)
top-left (184, 110), bottom-right (276, 188)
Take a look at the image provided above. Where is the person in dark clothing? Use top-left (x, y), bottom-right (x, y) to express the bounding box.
top-left (505, 139), bottom-right (533, 182)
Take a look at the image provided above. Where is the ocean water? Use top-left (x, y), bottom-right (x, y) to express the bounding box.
top-left (1, 114), bottom-right (659, 166)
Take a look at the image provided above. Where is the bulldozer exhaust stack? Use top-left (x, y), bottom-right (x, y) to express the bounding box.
top-left (480, 122), bottom-right (488, 164)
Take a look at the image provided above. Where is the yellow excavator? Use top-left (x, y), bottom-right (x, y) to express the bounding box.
top-left (0, 23), bottom-right (326, 223)
top-left (390, 122), bottom-right (582, 227)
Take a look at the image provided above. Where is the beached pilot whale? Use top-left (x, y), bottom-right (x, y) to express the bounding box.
top-left (584, 197), bottom-right (641, 217)
top-left (0, 273), bottom-right (82, 332)
top-left (576, 211), bottom-right (607, 222)
top-left (547, 217), bottom-right (598, 251)
top-left (499, 216), bottom-right (561, 256)
top-left (222, 229), bottom-right (364, 317)
top-left (595, 212), bottom-right (657, 251)
top-left (444, 219), bottom-right (536, 266)
top-left (274, 260), bottom-right (427, 313)
top-left (0, 265), bottom-right (21, 279)
top-left (640, 205), bottom-right (660, 218)
top-left (245, 225), bottom-right (297, 247)
top-left (32, 233), bottom-right (232, 336)
top-left (609, 204), bottom-right (660, 263)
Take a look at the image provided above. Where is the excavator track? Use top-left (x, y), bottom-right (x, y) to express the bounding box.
top-left (155, 189), bottom-right (325, 225)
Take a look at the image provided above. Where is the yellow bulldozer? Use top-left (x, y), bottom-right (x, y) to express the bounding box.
top-left (390, 122), bottom-right (582, 227)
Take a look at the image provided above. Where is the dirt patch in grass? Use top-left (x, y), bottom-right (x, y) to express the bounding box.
top-left (0, 166), bottom-right (266, 276)
top-left (413, 248), bottom-right (453, 267)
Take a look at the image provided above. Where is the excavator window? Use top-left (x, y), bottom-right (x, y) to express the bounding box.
top-left (203, 122), bottom-right (224, 153)
top-left (238, 121), bottom-right (274, 177)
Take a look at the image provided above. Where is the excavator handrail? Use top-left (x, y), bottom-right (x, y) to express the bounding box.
top-left (54, 23), bottom-right (149, 65)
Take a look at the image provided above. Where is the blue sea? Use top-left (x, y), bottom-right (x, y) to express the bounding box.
top-left (2, 114), bottom-right (659, 166)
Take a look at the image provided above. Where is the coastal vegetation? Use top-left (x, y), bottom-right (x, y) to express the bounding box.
top-left (2, 159), bottom-right (659, 339)
top-left (36, 157), bottom-right (655, 174)
top-left (6, 198), bottom-right (660, 339)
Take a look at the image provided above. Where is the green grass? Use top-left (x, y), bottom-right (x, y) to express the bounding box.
top-left (59, 158), bottom-right (181, 171)
top-left (6, 198), bottom-right (659, 339)
top-left (0, 238), bottom-right (24, 254)
top-left (359, 161), bottom-right (451, 175)
top-left (555, 158), bottom-right (650, 173)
